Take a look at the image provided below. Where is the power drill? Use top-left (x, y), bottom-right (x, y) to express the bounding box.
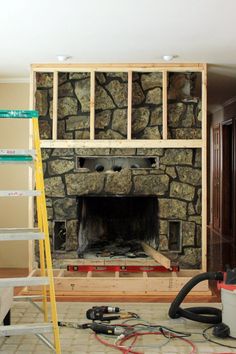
top-left (86, 306), bottom-right (120, 321)
top-left (58, 321), bottom-right (126, 335)
top-left (89, 322), bottom-right (125, 335)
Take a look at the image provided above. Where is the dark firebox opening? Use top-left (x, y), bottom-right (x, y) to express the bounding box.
top-left (77, 196), bottom-right (159, 258)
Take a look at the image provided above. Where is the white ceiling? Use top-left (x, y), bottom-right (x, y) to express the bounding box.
top-left (1, 0), bottom-right (236, 111)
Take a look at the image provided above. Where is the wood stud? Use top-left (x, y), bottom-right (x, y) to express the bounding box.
top-left (162, 70), bottom-right (168, 139)
top-left (90, 71), bottom-right (95, 140)
top-left (52, 71), bottom-right (58, 140)
top-left (127, 71), bottom-right (132, 140)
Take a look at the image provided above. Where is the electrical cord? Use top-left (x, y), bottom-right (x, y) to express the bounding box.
top-left (202, 325), bottom-right (236, 349)
top-left (118, 331), bottom-right (197, 354)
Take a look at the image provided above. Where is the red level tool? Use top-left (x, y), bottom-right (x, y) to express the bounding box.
top-left (66, 265), bottom-right (179, 273)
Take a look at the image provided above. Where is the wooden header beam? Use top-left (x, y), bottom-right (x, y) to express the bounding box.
top-left (31, 63), bottom-right (205, 72)
top-left (40, 139), bottom-right (203, 149)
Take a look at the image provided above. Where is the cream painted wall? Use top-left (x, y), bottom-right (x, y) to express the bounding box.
top-left (0, 83), bottom-right (31, 268)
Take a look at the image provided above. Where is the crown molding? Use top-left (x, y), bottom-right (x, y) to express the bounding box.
top-left (0, 77), bottom-right (29, 84)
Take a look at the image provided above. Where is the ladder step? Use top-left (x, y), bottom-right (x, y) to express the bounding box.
top-left (14, 295), bottom-right (43, 301)
top-left (0, 323), bottom-right (53, 336)
top-left (0, 110), bottom-right (38, 119)
top-left (0, 277), bottom-right (49, 287)
top-left (0, 228), bottom-right (44, 241)
top-left (0, 149), bottom-right (36, 163)
top-left (0, 190), bottom-right (41, 197)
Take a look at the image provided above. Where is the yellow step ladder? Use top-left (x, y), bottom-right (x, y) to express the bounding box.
top-left (0, 110), bottom-right (61, 353)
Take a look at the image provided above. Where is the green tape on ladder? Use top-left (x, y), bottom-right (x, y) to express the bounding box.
top-left (0, 156), bottom-right (33, 162)
top-left (0, 110), bottom-right (38, 119)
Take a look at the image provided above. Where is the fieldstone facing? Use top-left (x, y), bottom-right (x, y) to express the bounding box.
top-left (35, 91), bottom-right (48, 116)
top-left (160, 149), bottom-right (193, 165)
top-left (132, 82), bottom-right (145, 105)
top-left (142, 127), bottom-right (161, 139)
top-left (53, 198), bottom-right (77, 220)
top-left (106, 80), bottom-right (128, 108)
top-left (158, 199), bottom-right (187, 219)
top-left (177, 166), bottom-right (201, 186)
top-left (112, 109), bottom-right (127, 135)
top-left (66, 116), bottom-right (89, 131)
top-left (170, 181), bottom-right (195, 201)
top-left (95, 85), bottom-right (115, 110)
top-left (132, 108), bottom-right (149, 134)
top-left (74, 79), bottom-right (90, 112)
top-left (66, 219), bottom-right (78, 250)
top-left (48, 159), bottom-right (74, 175)
top-left (35, 70), bottom-right (203, 268)
top-left (58, 82), bottom-right (74, 98)
top-left (134, 174), bottom-right (169, 195)
top-left (182, 222), bottom-right (195, 246)
top-left (141, 72), bottom-right (163, 90)
top-left (39, 120), bottom-right (51, 139)
top-left (146, 87), bottom-right (162, 105)
top-left (65, 172), bottom-right (104, 195)
top-left (75, 130), bottom-right (90, 139)
top-left (105, 169), bottom-right (132, 195)
top-left (95, 111), bottom-right (111, 129)
top-left (58, 97), bottom-right (78, 119)
top-left (36, 73), bottom-right (53, 88)
top-left (44, 176), bottom-right (65, 197)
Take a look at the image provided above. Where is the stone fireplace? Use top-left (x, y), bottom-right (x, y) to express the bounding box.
top-left (42, 147), bottom-right (201, 269)
top-left (36, 70), bottom-right (202, 269)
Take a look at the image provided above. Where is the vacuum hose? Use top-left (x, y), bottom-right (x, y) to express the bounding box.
top-left (169, 271), bottom-right (224, 324)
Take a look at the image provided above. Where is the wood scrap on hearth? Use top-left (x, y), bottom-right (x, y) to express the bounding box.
top-left (141, 242), bottom-right (171, 270)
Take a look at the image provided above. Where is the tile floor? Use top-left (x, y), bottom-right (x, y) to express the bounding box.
top-left (1, 301), bottom-right (236, 353)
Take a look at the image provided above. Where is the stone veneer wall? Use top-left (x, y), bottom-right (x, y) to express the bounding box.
top-left (42, 147), bottom-right (202, 269)
top-left (36, 72), bottom-right (201, 140)
top-left (35, 71), bottom-right (202, 269)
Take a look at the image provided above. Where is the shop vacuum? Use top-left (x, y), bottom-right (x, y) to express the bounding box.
top-left (169, 268), bottom-right (236, 338)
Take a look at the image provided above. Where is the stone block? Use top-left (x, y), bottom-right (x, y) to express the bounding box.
top-left (74, 78), bottom-right (90, 112)
top-left (165, 167), bottom-right (177, 178)
top-left (132, 107), bottom-right (149, 134)
top-left (95, 85), bottom-right (115, 110)
top-left (176, 166), bottom-right (201, 186)
top-left (105, 169), bottom-right (132, 195)
top-left (95, 110), bottom-right (111, 129)
top-left (48, 159), bottom-right (74, 175)
top-left (45, 176), bottom-right (65, 197)
top-left (58, 82), bottom-right (74, 98)
top-left (134, 174), bottom-right (169, 195)
top-left (170, 181), bottom-right (195, 201)
top-left (141, 72), bottom-right (163, 91)
top-left (66, 116), bottom-right (89, 131)
top-left (160, 149), bottom-right (193, 165)
top-left (158, 199), bottom-right (187, 219)
top-left (58, 97), bottom-right (78, 118)
top-left (182, 221), bottom-right (195, 246)
top-left (65, 172), bottom-right (104, 195)
top-left (132, 82), bottom-right (145, 105)
top-left (53, 198), bottom-right (77, 220)
top-left (35, 90), bottom-right (48, 116)
top-left (112, 109), bottom-right (127, 135)
top-left (146, 87), bottom-right (162, 105)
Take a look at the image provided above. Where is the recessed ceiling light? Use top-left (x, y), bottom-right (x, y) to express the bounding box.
top-left (56, 55), bottom-right (71, 62)
top-left (162, 55), bottom-right (178, 61)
